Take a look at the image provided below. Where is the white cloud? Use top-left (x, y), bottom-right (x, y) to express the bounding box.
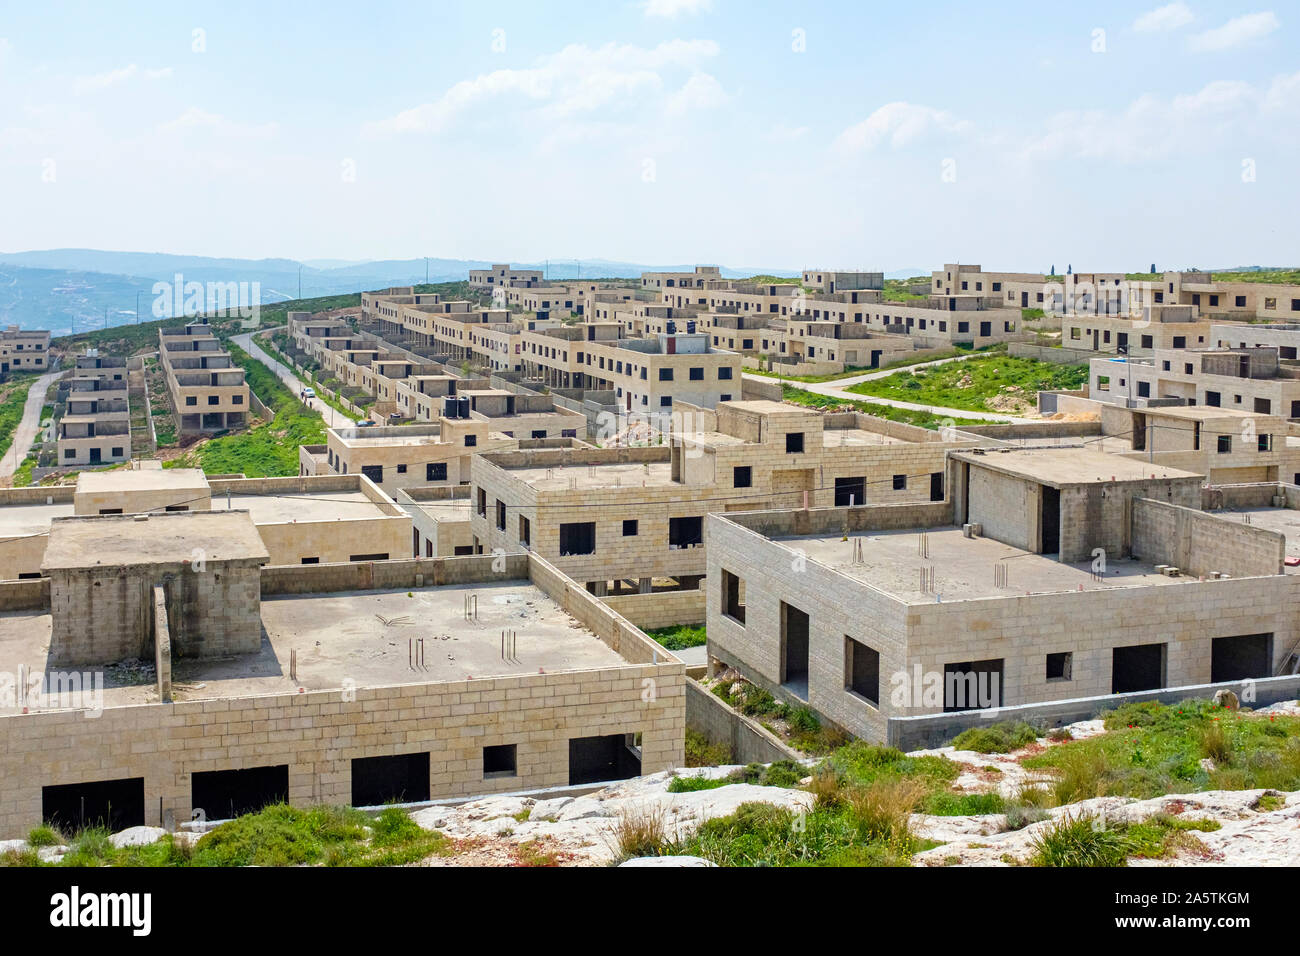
top-left (1019, 78), bottom-right (1266, 163)
top-left (74, 63), bottom-right (138, 94)
top-left (765, 123), bottom-right (809, 142)
top-left (364, 39), bottom-right (721, 135)
top-left (1188, 11), bottom-right (1279, 51)
top-left (73, 62), bottom-right (172, 93)
top-left (643, 0), bottom-right (713, 18)
top-left (1133, 2), bottom-right (1194, 32)
top-left (835, 102), bottom-right (970, 152)
top-left (1262, 69), bottom-right (1300, 113)
top-left (665, 72), bottom-right (728, 115)
top-left (159, 107), bottom-right (278, 138)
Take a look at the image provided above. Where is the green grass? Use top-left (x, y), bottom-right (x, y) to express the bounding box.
top-left (645, 623), bottom-right (706, 650)
top-left (0, 379), bottom-right (34, 464)
top-left (1022, 699), bottom-right (1300, 803)
top-left (950, 721), bottom-right (1041, 754)
top-left (2, 804), bottom-right (449, 868)
top-left (709, 678), bottom-right (849, 755)
top-left (666, 800), bottom-right (917, 867)
top-left (747, 343), bottom-right (1000, 383)
top-left (164, 344), bottom-right (325, 476)
top-left (779, 384), bottom-right (990, 429)
top-left (1029, 810), bottom-right (1222, 867)
top-left (252, 332), bottom-right (357, 422)
top-left (846, 354), bottom-right (1087, 413)
top-left (667, 761), bottom-right (807, 794)
top-left (11, 454), bottom-right (37, 487)
top-left (684, 728), bottom-right (732, 767)
top-left (1206, 269), bottom-right (1300, 285)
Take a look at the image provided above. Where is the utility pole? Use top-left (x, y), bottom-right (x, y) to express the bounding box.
top-left (298, 266), bottom-right (303, 300)
top-left (136, 290), bottom-right (142, 325)
top-left (425, 258), bottom-right (429, 284)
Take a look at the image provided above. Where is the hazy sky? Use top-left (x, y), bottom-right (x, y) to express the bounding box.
top-left (1, 0), bottom-right (1296, 272)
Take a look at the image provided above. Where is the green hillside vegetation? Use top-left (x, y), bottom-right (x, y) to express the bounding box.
top-left (164, 344), bottom-right (325, 476)
top-left (0, 378), bottom-right (35, 463)
top-left (846, 355), bottom-right (1087, 413)
top-left (780, 384), bottom-right (989, 428)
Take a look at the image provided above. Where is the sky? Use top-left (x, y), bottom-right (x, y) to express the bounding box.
top-left (0, 0), bottom-right (1296, 273)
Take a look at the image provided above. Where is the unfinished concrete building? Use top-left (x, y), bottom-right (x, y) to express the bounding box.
top-left (706, 446), bottom-right (1294, 744)
top-left (469, 400), bottom-right (972, 596)
top-left (0, 465), bottom-right (413, 578)
top-left (0, 545), bottom-right (683, 836)
top-left (56, 355), bottom-right (131, 467)
top-left (1090, 344), bottom-right (1300, 417)
top-left (0, 326), bottom-right (50, 377)
top-left (42, 510), bottom-right (268, 666)
top-left (158, 320), bottom-right (249, 433)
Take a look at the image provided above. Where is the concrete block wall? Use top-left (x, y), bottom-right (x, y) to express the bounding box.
top-left (706, 512), bottom-right (909, 742)
top-left (706, 506), bottom-right (1300, 743)
top-left (889, 673), bottom-right (1300, 751)
top-left (603, 589), bottom-right (706, 630)
top-left (253, 515), bottom-right (411, 566)
top-left (685, 679), bottom-right (801, 765)
top-left (48, 561), bottom-right (263, 666)
top-left (259, 554), bottom-right (532, 595)
top-left (0, 662), bottom-right (685, 838)
top-left (0, 577), bottom-right (49, 610)
top-left (1132, 497), bottom-right (1285, 578)
top-left (153, 586), bottom-right (171, 703)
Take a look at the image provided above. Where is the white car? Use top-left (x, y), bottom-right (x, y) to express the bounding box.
top-left (302, 387), bottom-right (316, 398)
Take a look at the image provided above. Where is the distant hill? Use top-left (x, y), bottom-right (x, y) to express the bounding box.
top-left (0, 249), bottom-right (806, 334)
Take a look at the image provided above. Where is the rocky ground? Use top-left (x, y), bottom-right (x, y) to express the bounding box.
top-left (403, 700), bottom-right (1300, 867)
top-left (9, 701), bottom-right (1298, 867)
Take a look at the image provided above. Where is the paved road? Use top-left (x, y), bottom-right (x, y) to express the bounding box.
top-left (744, 352), bottom-right (1038, 424)
top-left (0, 368), bottom-right (63, 478)
top-left (232, 328), bottom-right (354, 429)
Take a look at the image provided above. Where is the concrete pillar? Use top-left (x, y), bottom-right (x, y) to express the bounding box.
top-left (638, 577), bottom-right (652, 594)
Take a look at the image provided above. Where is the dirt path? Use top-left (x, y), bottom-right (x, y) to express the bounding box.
top-left (0, 368), bottom-right (62, 478)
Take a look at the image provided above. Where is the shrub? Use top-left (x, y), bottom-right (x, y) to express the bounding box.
top-left (1030, 813), bottom-right (1133, 867)
top-left (26, 825), bottom-right (61, 848)
top-left (1050, 747), bottom-right (1108, 806)
top-left (786, 706), bottom-right (821, 735)
top-left (684, 729), bottom-right (732, 768)
top-left (845, 778), bottom-right (926, 844)
top-left (609, 806), bottom-right (668, 860)
top-left (1003, 800), bottom-right (1051, 831)
top-left (1199, 721), bottom-right (1234, 764)
top-left (950, 722), bottom-right (1040, 754)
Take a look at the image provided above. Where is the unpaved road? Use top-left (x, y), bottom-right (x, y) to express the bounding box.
top-left (0, 368), bottom-right (62, 478)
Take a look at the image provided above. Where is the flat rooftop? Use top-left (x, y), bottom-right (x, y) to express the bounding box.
top-left (0, 501), bottom-right (75, 539)
top-left (76, 468), bottom-right (209, 495)
top-left (42, 511), bottom-right (268, 570)
top-left (508, 460), bottom-right (676, 491)
top-left (951, 448), bottom-right (1204, 486)
top-left (215, 490), bottom-right (387, 523)
top-left (822, 427), bottom-right (909, 447)
top-left (777, 526), bottom-right (1189, 603)
top-left (0, 581), bottom-right (630, 713)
